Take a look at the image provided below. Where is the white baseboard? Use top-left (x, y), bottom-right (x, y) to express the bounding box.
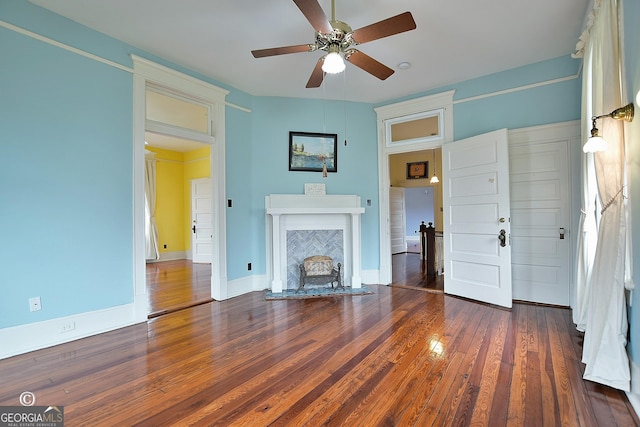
top-left (160, 251), bottom-right (187, 261)
top-left (226, 274), bottom-right (268, 299)
top-left (361, 269), bottom-right (380, 285)
top-left (627, 358), bottom-right (640, 418)
top-left (146, 251), bottom-right (187, 262)
top-left (0, 303), bottom-right (145, 360)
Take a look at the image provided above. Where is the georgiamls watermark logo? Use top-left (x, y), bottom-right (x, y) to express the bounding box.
top-left (0, 392), bottom-right (64, 426)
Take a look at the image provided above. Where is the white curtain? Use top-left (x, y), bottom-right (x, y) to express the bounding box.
top-left (573, 46), bottom-right (599, 331)
top-left (145, 151), bottom-right (160, 260)
top-left (574, 0), bottom-right (632, 391)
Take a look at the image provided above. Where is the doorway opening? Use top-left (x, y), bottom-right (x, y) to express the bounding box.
top-left (389, 148), bottom-right (444, 292)
top-left (144, 131), bottom-right (213, 317)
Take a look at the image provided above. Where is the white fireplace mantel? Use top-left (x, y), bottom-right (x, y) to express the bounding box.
top-left (265, 194), bottom-right (365, 293)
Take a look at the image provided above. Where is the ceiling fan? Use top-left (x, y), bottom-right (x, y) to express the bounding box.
top-left (251, 0), bottom-right (416, 88)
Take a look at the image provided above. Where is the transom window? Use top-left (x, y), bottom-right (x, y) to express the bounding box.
top-left (386, 109), bottom-right (444, 146)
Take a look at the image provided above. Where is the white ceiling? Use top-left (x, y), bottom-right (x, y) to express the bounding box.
top-left (29, 0), bottom-right (589, 104)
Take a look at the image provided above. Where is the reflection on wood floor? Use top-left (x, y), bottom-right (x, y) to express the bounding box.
top-left (146, 259), bottom-right (212, 318)
top-left (392, 252), bottom-right (444, 292)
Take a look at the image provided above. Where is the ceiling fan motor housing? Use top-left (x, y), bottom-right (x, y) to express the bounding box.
top-left (315, 20), bottom-right (354, 52)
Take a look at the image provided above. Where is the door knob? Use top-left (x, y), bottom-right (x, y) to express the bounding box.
top-left (559, 227), bottom-right (565, 240)
top-left (498, 229), bottom-right (506, 247)
top-left (192, 225), bottom-right (196, 234)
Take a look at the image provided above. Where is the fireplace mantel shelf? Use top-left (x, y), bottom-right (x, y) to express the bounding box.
top-left (265, 194), bottom-right (364, 294)
top-left (266, 207), bottom-right (365, 215)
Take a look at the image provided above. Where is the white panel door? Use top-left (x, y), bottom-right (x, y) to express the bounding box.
top-left (443, 129), bottom-right (512, 308)
top-left (509, 140), bottom-right (570, 305)
top-left (389, 187), bottom-right (407, 254)
top-left (191, 178), bottom-right (212, 263)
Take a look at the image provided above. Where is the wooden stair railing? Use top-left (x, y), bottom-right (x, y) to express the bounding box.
top-left (419, 221), bottom-right (436, 276)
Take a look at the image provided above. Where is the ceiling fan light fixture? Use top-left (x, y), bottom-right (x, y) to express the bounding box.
top-left (322, 51), bottom-right (345, 74)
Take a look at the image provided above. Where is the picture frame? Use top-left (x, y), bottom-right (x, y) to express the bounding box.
top-left (407, 161), bottom-right (428, 179)
top-left (289, 131), bottom-right (338, 173)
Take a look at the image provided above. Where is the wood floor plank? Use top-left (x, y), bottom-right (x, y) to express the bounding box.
top-left (431, 306), bottom-right (497, 426)
top-left (536, 305), bottom-right (562, 427)
top-left (547, 305), bottom-right (582, 426)
top-left (468, 310), bottom-right (510, 426)
top-left (507, 303), bottom-right (529, 426)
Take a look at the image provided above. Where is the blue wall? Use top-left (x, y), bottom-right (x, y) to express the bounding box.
top-left (405, 188), bottom-right (435, 236)
top-left (2, 1), bottom-right (583, 336)
top-left (624, 0), bottom-right (640, 367)
top-left (0, 20), bottom-right (134, 327)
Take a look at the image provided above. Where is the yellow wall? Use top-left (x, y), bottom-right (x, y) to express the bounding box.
top-left (147, 145), bottom-right (210, 254)
top-left (389, 148), bottom-right (443, 231)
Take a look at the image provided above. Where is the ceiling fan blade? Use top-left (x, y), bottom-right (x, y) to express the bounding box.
top-left (344, 49), bottom-right (394, 80)
top-left (350, 11), bottom-right (416, 44)
top-left (306, 58), bottom-right (325, 88)
top-left (293, 0), bottom-right (333, 34)
top-left (252, 44), bottom-right (315, 58)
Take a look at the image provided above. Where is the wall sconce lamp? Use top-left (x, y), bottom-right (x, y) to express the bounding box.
top-left (583, 103), bottom-right (634, 153)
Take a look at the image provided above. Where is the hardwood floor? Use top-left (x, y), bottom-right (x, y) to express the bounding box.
top-left (146, 260), bottom-right (212, 317)
top-left (392, 253), bottom-right (444, 292)
top-left (1, 262), bottom-right (638, 425)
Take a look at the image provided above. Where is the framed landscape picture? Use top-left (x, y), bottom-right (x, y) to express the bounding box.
top-left (289, 131), bottom-right (338, 173)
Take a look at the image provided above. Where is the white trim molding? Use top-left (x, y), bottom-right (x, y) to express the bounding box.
top-left (0, 20), bottom-right (133, 73)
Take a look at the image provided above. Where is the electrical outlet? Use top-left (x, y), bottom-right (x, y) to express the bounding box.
top-left (163, 244), bottom-right (167, 249)
top-left (29, 297), bottom-right (41, 312)
top-left (247, 262), bottom-right (252, 271)
top-left (60, 321), bottom-right (75, 333)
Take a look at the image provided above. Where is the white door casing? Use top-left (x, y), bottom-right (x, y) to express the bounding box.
top-left (443, 129), bottom-right (512, 308)
top-left (375, 91), bottom-right (455, 285)
top-left (191, 178), bottom-right (212, 263)
top-left (132, 55), bottom-right (229, 311)
top-left (389, 187), bottom-right (407, 254)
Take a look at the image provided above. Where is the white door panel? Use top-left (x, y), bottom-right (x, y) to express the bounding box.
top-left (191, 178), bottom-right (212, 263)
top-left (389, 187), bottom-right (407, 254)
top-left (509, 139), bottom-right (570, 305)
top-left (443, 129), bottom-right (512, 308)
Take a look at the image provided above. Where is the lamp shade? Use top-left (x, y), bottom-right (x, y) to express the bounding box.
top-left (322, 52), bottom-right (345, 74)
top-left (583, 136), bottom-right (608, 153)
